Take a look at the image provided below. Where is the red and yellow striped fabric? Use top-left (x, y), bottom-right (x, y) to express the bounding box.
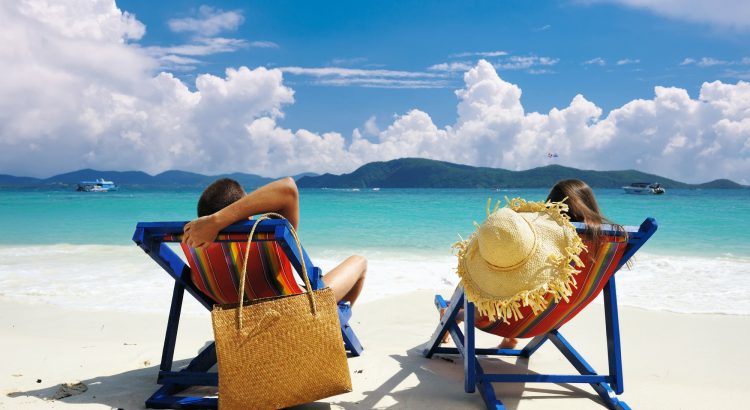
top-left (176, 232), bottom-right (303, 305)
top-left (475, 236), bottom-right (627, 339)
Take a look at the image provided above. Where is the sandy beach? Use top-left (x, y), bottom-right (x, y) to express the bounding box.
top-left (1, 290), bottom-right (746, 409)
top-left (2, 1), bottom-right (750, 409)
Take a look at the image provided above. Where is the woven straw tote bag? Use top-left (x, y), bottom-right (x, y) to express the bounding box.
top-left (212, 213), bottom-right (352, 409)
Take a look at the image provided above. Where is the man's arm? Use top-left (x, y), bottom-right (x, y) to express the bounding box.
top-left (182, 177), bottom-right (300, 248)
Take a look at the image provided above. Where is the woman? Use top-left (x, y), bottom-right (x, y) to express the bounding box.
top-left (445, 178), bottom-right (619, 349)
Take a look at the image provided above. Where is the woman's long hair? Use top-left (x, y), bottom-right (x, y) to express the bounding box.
top-left (546, 179), bottom-right (625, 261)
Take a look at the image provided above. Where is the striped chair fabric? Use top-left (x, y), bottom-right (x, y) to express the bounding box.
top-left (475, 236), bottom-right (628, 338)
top-left (167, 232), bottom-right (303, 305)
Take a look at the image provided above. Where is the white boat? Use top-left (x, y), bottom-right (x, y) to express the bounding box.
top-left (622, 182), bottom-right (665, 195)
top-left (372, 187), bottom-right (380, 191)
top-left (76, 178), bottom-right (118, 192)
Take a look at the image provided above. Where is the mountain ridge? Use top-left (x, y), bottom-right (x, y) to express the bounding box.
top-left (296, 158), bottom-right (747, 189)
top-left (0, 169), bottom-right (314, 188)
top-left (0, 158), bottom-right (745, 189)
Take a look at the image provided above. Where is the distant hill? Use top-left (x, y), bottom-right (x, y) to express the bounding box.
top-left (0, 159), bottom-right (744, 189)
top-left (45, 169), bottom-right (155, 185)
top-left (292, 172), bottom-right (319, 180)
top-left (151, 170), bottom-right (274, 188)
top-left (0, 174), bottom-right (42, 186)
top-left (297, 158), bottom-right (747, 189)
top-left (694, 179), bottom-right (746, 189)
top-left (0, 169), bottom-right (284, 189)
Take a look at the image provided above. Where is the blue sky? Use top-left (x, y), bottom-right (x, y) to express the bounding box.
top-left (120, 0), bottom-right (750, 133)
top-left (1, 0), bottom-right (749, 183)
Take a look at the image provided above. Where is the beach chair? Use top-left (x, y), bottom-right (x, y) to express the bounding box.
top-left (423, 218), bottom-right (657, 410)
top-left (133, 218), bottom-right (363, 409)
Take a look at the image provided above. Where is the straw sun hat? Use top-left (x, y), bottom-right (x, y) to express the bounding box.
top-left (454, 198), bottom-right (586, 324)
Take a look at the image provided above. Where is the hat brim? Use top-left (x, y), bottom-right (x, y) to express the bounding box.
top-left (455, 199), bottom-right (585, 323)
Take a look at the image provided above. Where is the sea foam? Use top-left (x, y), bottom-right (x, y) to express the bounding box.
top-left (0, 245), bottom-right (748, 316)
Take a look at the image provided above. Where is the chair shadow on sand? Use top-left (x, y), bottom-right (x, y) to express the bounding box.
top-left (4, 337), bottom-right (336, 410)
top-left (6, 360), bottom-right (183, 409)
top-left (5, 341), bottom-right (217, 409)
top-left (7, 342), bottom-right (603, 410)
top-left (330, 345), bottom-right (606, 410)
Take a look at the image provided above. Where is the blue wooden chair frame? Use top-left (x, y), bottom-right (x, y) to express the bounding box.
top-left (133, 219), bottom-right (364, 409)
top-left (423, 218), bottom-right (657, 410)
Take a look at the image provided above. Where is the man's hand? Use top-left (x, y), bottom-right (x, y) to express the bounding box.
top-left (182, 177), bottom-right (299, 249)
top-left (182, 215), bottom-right (221, 249)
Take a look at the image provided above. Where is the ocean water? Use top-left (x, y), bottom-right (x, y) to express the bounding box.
top-left (0, 187), bottom-right (749, 316)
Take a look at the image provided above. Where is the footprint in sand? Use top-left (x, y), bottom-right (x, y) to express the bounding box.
top-left (51, 382), bottom-right (88, 400)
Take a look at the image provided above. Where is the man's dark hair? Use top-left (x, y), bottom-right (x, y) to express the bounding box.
top-left (197, 178), bottom-right (246, 217)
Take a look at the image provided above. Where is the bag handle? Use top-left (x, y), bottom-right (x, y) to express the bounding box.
top-left (236, 213), bottom-right (317, 330)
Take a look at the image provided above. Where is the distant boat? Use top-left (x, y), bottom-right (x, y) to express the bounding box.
top-left (76, 178), bottom-right (118, 192)
top-left (372, 187), bottom-right (380, 191)
top-left (622, 182), bottom-right (665, 195)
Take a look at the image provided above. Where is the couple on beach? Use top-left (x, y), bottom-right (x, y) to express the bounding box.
top-left (182, 176), bottom-right (617, 347)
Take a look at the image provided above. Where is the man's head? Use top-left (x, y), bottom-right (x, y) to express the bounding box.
top-left (197, 178), bottom-right (245, 217)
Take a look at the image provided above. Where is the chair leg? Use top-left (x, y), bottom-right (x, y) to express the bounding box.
top-left (337, 303), bottom-right (363, 356)
top-left (422, 281), bottom-right (631, 409)
top-left (148, 282), bottom-right (221, 409)
top-left (184, 343), bottom-right (216, 372)
top-left (464, 299), bottom-right (476, 394)
top-left (420, 289), bottom-right (509, 409)
top-left (146, 384), bottom-right (218, 410)
top-left (477, 368), bottom-right (505, 410)
top-left (423, 287), bottom-right (464, 358)
top-left (342, 324), bottom-right (363, 356)
top-left (478, 381), bottom-right (505, 410)
top-left (548, 330), bottom-right (629, 410)
top-left (159, 282), bottom-right (185, 374)
top-left (467, 309), bottom-right (506, 409)
top-left (603, 277), bottom-right (624, 394)
top-left (519, 335), bottom-right (548, 358)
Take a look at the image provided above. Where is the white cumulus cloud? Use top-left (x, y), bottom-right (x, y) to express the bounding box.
top-left (1, 1), bottom-right (749, 185)
top-left (246, 60), bottom-right (750, 183)
top-left (0, 1), bottom-right (292, 176)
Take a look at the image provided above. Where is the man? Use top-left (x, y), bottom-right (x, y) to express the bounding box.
top-left (182, 177), bottom-right (366, 305)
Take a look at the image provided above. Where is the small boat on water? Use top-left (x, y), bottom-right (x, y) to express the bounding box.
top-left (622, 182), bottom-right (665, 195)
top-left (76, 178), bottom-right (118, 192)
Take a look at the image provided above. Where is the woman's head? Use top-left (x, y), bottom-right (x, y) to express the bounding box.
top-left (547, 179), bottom-right (629, 263)
top-left (546, 179), bottom-right (603, 225)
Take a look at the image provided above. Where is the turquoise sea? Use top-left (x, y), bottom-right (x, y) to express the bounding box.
top-left (2, 188), bottom-right (749, 256)
top-left (1, 188), bottom-right (749, 315)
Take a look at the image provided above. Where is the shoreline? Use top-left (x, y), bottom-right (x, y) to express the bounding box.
top-left (2, 240), bottom-right (749, 257)
top-left (2, 243), bottom-right (749, 316)
top-left (1, 291), bottom-right (747, 409)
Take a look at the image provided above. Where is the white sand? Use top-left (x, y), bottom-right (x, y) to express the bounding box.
top-left (1, 291), bottom-right (746, 409)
